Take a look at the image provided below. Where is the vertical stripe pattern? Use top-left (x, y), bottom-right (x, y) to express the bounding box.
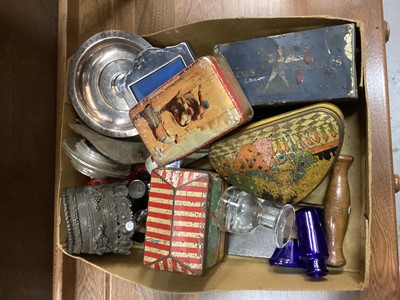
top-left (144, 168), bottom-right (209, 275)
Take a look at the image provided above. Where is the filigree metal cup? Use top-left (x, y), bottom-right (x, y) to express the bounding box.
top-left (61, 182), bottom-right (134, 255)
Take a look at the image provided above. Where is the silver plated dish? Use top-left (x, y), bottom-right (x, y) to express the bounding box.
top-left (68, 30), bottom-right (152, 138)
top-left (68, 122), bottom-right (150, 165)
top-left (62, 138), bottom-right (131, 179)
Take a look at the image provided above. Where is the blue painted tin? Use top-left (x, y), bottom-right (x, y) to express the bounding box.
top-left (118, 42), bottom-right (196, 107)
top-left (214, 24), bottom-right (357, 107)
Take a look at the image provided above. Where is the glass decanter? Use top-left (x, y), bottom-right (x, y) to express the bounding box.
top-left (216, 186), bottom-right (295, 248)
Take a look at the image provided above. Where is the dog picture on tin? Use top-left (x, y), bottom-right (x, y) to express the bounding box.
top-left (129, 56), bottom-right (253, 166)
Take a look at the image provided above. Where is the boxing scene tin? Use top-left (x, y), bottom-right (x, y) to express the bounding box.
top-left (214, 24), bottom-right (357, 107)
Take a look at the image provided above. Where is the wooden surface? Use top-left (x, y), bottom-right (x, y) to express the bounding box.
top-left (54, 0), bottom-right (399, 299)
top-left (0, 1), bottom-right (57, 299)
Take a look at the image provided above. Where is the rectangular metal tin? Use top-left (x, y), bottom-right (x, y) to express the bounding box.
top-left (120, 42), bottom-right (196, 107)
top-left (214, 24), bottom-right (357, 106)
top-left (129, 55), bottom-right (253, 166)
top-left (143, 168), bottom-right (227, 276)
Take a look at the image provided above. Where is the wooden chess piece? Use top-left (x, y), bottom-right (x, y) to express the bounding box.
top-left (324, 154), bottom-right (354, 267)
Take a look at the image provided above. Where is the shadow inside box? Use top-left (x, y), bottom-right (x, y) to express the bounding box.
top-left (270, 266), bottom-right (305, 275)
top-left (307, 277), bottom-right (328, 282)
top-left (251, 99), bottom-right (361, 123)
top-left (270, 266), bottom-right (329, 282)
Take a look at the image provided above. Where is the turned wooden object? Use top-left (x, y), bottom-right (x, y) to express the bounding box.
top-left (324, 154), bottom-right (354, 267)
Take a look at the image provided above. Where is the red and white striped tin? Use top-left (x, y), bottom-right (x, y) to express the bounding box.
top-left (144, 168), bottom-right (227, 276)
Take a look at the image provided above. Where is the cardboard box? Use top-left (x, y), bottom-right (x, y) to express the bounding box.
top-left (56, 17), bottom-right (367, 292)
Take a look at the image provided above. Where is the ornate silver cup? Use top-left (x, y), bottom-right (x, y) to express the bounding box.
top-left (61, 182), bottom-right (134, 255)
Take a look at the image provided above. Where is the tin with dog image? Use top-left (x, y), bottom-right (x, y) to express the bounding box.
top-left (129, 56), bottom-right (253, 166)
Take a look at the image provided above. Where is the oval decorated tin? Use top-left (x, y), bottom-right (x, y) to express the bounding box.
top-left (208, 103), bottom-right (344, 204)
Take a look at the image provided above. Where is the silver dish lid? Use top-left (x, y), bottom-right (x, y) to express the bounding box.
top-left (68, 30), bottom-right (152, 138)
top-left (62, 138), bottom-right (131, 179)
top-left (68, 122), bottom-right (150, 165)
